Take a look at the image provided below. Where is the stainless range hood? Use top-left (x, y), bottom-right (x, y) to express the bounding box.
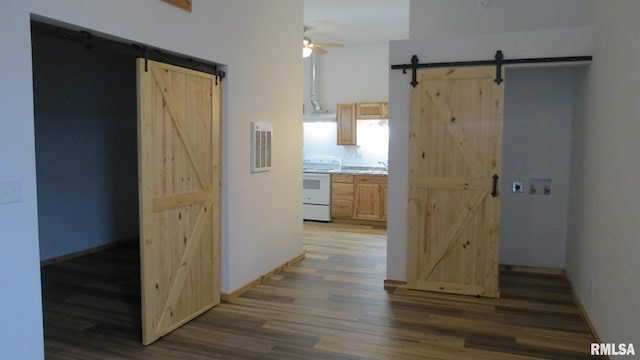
top-left (304, 53), bottom-right (336, 122)
top-left (303, 113), bottom-right (336, 122)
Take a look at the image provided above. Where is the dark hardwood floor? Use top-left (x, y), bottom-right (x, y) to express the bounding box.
top-left (41, 222), bottom-right (595, 359)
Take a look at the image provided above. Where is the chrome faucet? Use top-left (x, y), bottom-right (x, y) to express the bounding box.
top-left (378, 161), bottom-right (388, 170)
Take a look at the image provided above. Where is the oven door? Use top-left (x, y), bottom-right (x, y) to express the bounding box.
top-left (303, 173), bottom-right (330, 205)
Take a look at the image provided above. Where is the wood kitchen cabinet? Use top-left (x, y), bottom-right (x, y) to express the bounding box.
top-left (381, 184), bottom-right (388, 220)
top-left (337, 101), bottom-right (389, 145)
top-left (356, 102), bottom-right (389, 119)
top-left (353, 176), bottom-right (387, 221)
top-left (356, 102), bottom-right (383, 119)
top-left (331, 174), bottom-right (354, 218)
top-left (337, 103), bottom-right (356, 145)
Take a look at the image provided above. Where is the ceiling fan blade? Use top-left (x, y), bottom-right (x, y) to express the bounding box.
top-left (313, 47), bottom-right (328, 55)
top-left (313, 43), bottom-right (344, 48)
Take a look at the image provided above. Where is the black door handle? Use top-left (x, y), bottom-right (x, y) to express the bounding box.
top-left (491, 174), bottom-right (499, 197)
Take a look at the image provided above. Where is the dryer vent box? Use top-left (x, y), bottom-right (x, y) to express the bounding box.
top-left (251, 122), bottom-right (272, 173)
top-left (529, 178), bottom-right (551, 196)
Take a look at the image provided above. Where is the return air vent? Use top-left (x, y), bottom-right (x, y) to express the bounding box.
top-left (251, 122), bottom-right (272, 173)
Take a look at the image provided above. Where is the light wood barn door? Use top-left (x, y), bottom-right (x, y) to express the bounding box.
top-left (407, 67), bottom-right (503, 298)
top-left (137, 59), bottom-right (221, 345)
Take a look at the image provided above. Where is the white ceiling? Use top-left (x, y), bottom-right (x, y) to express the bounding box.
top-left (304, 0), bottom-right (410, 46)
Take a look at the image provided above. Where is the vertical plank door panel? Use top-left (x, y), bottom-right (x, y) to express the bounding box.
top-left (407, 67), bottom-right (503, 298)
top-left (137, 59), bottom-right (221, 345)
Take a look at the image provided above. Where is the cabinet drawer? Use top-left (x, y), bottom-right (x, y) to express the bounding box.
top-left (332, 183), bottom-right (354, 201)
top-left (354, 175), bottom-right (387, 185)
top-left (331, 200), bottom-right (353, 218)
top-left (332, 174), bottom-right (354, 183)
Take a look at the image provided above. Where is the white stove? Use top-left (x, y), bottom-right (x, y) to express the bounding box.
top-left (303, 157), bottom-right (341, 221)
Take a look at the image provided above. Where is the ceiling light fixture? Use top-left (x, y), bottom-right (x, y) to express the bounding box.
top-left (303, 37), bottom-right (312, 58)
top-left (301, 36), bottom-right (343, 58)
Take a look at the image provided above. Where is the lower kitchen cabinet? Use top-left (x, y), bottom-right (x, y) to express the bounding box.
top-left (381, 184), bottom-right (388, 220)
top-left (331, 175), bottom-right (354, 218)
top-left (331, 174), bottom-right (388, 222)
top-left (353, 176), bottom-right (387, 221)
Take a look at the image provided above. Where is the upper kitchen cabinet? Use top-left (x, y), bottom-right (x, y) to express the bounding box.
top-left (337, 103), bottom-right (357, 145)
top-left (357, 102), bottom-right (389, 119)
top-left (337, 101), bottom-right (388, 145)
top-left (357, 102), bottom-right (383, 119)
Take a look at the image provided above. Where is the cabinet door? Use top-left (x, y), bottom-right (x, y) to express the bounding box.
top-left (380, 184), bottom-right (388, 220)
top-left (357, 102), bottom-right (383, 119)
top-left (354, 183), bottom-right (381, 220)
top-left (337, 103), bottom-right (356, 145)
top-left (382, 102), bottom-right (389, 119)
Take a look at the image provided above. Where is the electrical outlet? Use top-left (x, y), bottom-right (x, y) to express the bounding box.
top-left (512, 182), bottom-right (523, 193)
top-left (356, 148), bottom-right (364, 158)
top-left (0, 179), bottom-right (22, 204)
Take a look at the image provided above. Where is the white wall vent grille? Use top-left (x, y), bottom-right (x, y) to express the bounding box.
top-left (251, 122), bottom-right (272, 172)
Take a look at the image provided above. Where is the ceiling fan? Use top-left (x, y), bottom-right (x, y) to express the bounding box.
top-left (303, 37), bottom-right (343, 58)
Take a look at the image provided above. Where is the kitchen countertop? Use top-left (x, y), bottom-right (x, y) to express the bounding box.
top-left (303, 166), bottom-right (388, 176)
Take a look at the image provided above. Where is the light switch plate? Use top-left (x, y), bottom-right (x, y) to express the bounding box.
top-left (512, 181), bottom-right (523, 193)
top-left (0, 179), bottom-right (22, 204)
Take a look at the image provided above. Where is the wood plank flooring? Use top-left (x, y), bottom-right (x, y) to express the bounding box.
top-left (41, 222), bottom-right (595, 359)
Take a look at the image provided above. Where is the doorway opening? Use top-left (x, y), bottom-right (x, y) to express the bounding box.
top-left (32, 18), bottom-right (142, 346)
top-left (32, 19), bottom-right (223, 348)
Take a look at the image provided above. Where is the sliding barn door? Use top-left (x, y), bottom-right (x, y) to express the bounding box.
top-left (407, 67), bottom-right (503, 298)
top-left (137, 59), bottom-right (221, 344)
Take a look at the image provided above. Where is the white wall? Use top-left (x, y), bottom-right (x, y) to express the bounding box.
top-left (387, 27), bottom-right (592, 281)
top-left (410, 0), bottom-right (592, 38)
top-left (500, 67), bottom-right (577, 268)
top-left (0, 1), bottom-right (303, 358)
top-left (303, 43), bottom-right (389, 116)
top-left (567, 0), bottom-right (640, 346)
top-left (0, 2), bottom-right (44, 359)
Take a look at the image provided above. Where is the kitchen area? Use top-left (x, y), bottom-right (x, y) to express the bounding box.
top-left (301, 24), bottom-right (392, 225)
top-left (303, 100), bottom-right (389, 224)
